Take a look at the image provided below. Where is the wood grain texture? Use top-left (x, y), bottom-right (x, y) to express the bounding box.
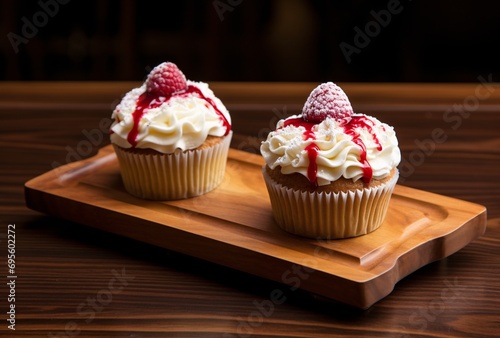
top-left (24, 145), bottom-right (486, 310)
top-left (1, 82), bottom-right (500, 337)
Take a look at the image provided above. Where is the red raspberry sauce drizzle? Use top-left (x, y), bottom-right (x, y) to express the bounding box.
top-left (126, 85), bottom-right (231, 147)
top-left (283, 117), bottom-right (319, 187)
top-left (282, 115), bottom-right (382, 187)
top-left (126, 92), bottom-right (164, 146)
top-left (343, 116), bottom-right (382, 184)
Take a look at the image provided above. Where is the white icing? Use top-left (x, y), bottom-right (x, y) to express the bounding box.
top-left (260, 114), bottom-right (401, 185)
top-left (110, 80), bottom-right (231, 153)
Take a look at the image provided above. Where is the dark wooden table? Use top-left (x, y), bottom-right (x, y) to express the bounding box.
top-left (1, 82), bottom-right (499, 337)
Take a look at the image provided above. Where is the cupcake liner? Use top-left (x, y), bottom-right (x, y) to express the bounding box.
top-left (113, 132), bottom-right (232, 200)
top-left (262, 167), bottom-right (399, 239)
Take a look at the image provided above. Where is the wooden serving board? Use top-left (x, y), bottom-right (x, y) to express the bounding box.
top-left (25, 145), bottom-right (487, 309)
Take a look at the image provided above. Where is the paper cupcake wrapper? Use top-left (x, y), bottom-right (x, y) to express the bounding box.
top-left (113, 132), bottom-right (232, 200)
top-left (262, 167), bottom-right (399, 239)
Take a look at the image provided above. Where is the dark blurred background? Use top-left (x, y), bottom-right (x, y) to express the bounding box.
top-left (2, 0), bottom-right (500, 82)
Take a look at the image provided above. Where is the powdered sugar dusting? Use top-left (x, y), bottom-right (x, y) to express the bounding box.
top-left (302, 82), bottom-right (353, 124)
top-left (146, 62), bottom-right (187, 96)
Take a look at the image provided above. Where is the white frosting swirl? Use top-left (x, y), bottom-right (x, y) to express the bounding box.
top-left (110, 80), bottom-right (231, 153)
top-left (260, 114), bottom-right (401, 185)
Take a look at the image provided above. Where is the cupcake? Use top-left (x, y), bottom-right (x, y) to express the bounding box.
top-left (110, 62), bottom-right (232, 200)
top-left (260, 82), bottom-right (400, 239)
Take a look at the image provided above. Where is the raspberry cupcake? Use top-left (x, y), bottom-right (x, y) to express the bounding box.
top-left (260, 82), bottom-right (400, 239)
top-left (110, 62), bottom-right (232, 200)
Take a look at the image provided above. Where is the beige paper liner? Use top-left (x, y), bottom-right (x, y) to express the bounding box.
top-left (113, 132), bottom-right (232, 200)
top-left (262, 167), bottom-right (399, 239)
